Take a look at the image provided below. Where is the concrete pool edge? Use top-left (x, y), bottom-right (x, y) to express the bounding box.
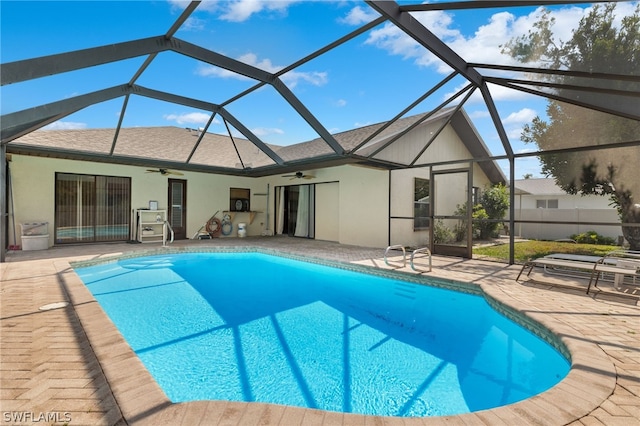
top-left (66, 246), bottom-right (616, 425)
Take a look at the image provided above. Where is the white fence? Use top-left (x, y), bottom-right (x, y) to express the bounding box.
top-left (511, 208), bottom-right (622, 241)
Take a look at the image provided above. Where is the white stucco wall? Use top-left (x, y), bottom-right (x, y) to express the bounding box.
top-left (335, 165), bottom-right (388, 248)
top-left (388, 160), bottom-right (495, 248)
top-left (264, 165), bottom-right (389, 248)
top-left (314, 182), bottom-right (340, 242)
top-left (8, 156), bottom-right (391, 249)
top-left (7, 155), bottom-right (270, 247)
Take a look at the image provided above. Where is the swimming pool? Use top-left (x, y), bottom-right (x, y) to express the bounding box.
top-left (75, 251), bottom-right (569, 418)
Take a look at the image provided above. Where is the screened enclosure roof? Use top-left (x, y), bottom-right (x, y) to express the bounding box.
top-left (1, 0), bottom-right (638, 178)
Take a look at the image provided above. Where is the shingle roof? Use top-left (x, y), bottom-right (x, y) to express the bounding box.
top-left (8, 108), bottom-right (505, 183)
top-left (513, 178), bottom-right (566, 195)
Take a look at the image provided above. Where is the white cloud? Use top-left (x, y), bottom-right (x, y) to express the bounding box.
top-left (444, 82), bottom-right (536, 104)
top-left (196, 64), bottom-right (241, 79)
top-left (335, 99), bottom-right (347, 107)
top-left (365, 9), bottom-right (465, 73)
top-left (338, 6), bottom-right (379, 25)
top-left (362, 5), bottom-right (628, 74)
top-left (468, 110), bottom-right (490, 120)
top-left (516, 147), bottom-right (538, 154)
top-left (502, 108), bottom-right (539, 140)
top-left (163, 112), bottom-right (211, 125)
top-left (218, 0), bottom-right (298, 22)
top-left (281, 70), bottom-right (328, 89)
top-left (182, 16), bottom-right (206, 31)
top-left (252, 127), bottom-right (284, 137)
top-left (43, 121), bottom-right (87, 130)
top-left (196, 52), bottom-right (328, 89)
top-left (507, 127), bottom-right (525, 140)
top-left (503, 108), bottom-right (537, 125)
top-left (169, 0), bottom-right (300, 21)
top-left (238, 52), bottom-right (279, 72)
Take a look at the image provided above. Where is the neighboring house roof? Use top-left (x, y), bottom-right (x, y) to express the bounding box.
top-left (8, 107), bottom-right (506, 183)
top-left (512, 178), bottom-right (567, 195)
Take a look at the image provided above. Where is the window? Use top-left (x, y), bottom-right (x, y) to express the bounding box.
top-left (414, 178), bottom-right (430, 229)
top-left (230, 187), bottom-right (250, 212)
top-left (55, 173), bottom-right (131, 243)
top-left (536, 199), bottom-right (559, 209)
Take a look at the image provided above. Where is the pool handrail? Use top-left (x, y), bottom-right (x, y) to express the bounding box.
top-left (384, 245), bottom-right (406, 267)
top-left (410, 247), bottom-right (432, 272)
top-left (163, 221), bottom-right (174, 247)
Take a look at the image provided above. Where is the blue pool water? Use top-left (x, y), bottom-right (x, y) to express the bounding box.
top-left (75, 252), bottom-right (569, 417)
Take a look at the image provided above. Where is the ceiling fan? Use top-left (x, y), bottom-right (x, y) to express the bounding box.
top-left (282, 171), bottom-right (315, 180)
top-left (145, 168), bottom-right (184, 176)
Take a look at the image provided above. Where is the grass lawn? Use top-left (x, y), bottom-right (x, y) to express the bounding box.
top-left (473, 240), bottom-right (621, 263)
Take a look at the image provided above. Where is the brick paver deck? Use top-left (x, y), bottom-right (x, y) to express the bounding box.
top-left (1, 237), bottom-right (638, 425)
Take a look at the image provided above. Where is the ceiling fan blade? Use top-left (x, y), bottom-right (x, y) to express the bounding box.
top-left (303, 175), bottom-right (315, 179)
top-left (146, 169), bottom-right (161, 173)
top-left (168, 171), bottom-right (184, 176)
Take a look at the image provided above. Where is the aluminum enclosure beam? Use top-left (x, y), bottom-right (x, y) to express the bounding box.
top-left (1, 37), bottom-right (175, 86)
top-left (1, 85), bottom-right (285, 166)
top-left (128, 85), bottom-right (277, 156)
top-left (216, 107), bottom-right (285, 166)
top-left (1, 145), bottom-right (6, 262)
top-left (1, 85), bottom-right (136, 143)
top-left (366, 1), bottom-right (484, 87)
top-left (487, 79), bottom-right (640, 121)
top-left (175, 40), bottom-right (344, 154)
top-left (480, 82), bottom-right (514, 158)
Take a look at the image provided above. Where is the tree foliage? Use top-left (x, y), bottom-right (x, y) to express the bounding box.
top-left (502, 4), bottom-right (640, 249)
top-left (454, 183), bottom-right (510, 240)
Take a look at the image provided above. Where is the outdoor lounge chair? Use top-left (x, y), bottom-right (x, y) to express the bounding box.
top-left (516, 250), bottom-right (640, 294)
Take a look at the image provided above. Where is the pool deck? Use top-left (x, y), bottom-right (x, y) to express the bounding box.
top-left (1, 237), bottom-right (638, 425)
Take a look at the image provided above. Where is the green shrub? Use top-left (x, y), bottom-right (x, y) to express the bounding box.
top-left (569, 230), bottom-right (616, 245)
top-left (479, 183), bottom-right (509, 239)
top-left (433, 219), bottom-right (454, 244)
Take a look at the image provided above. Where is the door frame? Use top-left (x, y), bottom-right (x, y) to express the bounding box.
top-left (430, 166), bottom-right (473, 258)
top-left (275, 184), bottom-right (315, 239)
top-left (167, 178), bottom-right (187, 240)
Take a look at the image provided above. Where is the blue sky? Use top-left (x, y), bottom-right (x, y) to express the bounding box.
top-left (2, 1), bottom-right (638, 178)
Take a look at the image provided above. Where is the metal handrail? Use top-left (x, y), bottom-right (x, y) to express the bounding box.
top-left (163, 221), bottom-right (174, 246)
top-left (410, 247), bottom-right (432, 272)
top-left (384, 245), bottom-right (406, 267)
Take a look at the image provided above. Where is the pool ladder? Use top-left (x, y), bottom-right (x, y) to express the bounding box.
top-left (384, 245), bottom-right (432, 272)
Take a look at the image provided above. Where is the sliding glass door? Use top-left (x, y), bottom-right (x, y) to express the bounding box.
top-left (275, 184), bottom-right (315, 238)
top-left (55, 173), bottom-right (131, 244)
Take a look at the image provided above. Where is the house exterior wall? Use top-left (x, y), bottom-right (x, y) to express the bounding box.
top-left (336, 165), bottom-right (388, 248)
top-left (8, 155), bottom-right (268, 247)
top-left (314, 182), bottom-right (340, 242)
top-left (7, 120), bottom-right (494, 251)
top-left (388, 162), bottom-right (494, 248)
top-left (266, 165), bottom-right (389, 248)
top-left (8, 156), bottom-right (390, 249)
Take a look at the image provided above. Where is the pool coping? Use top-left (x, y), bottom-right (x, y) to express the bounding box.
top-left (61, 246), bottom-right (617, 425)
